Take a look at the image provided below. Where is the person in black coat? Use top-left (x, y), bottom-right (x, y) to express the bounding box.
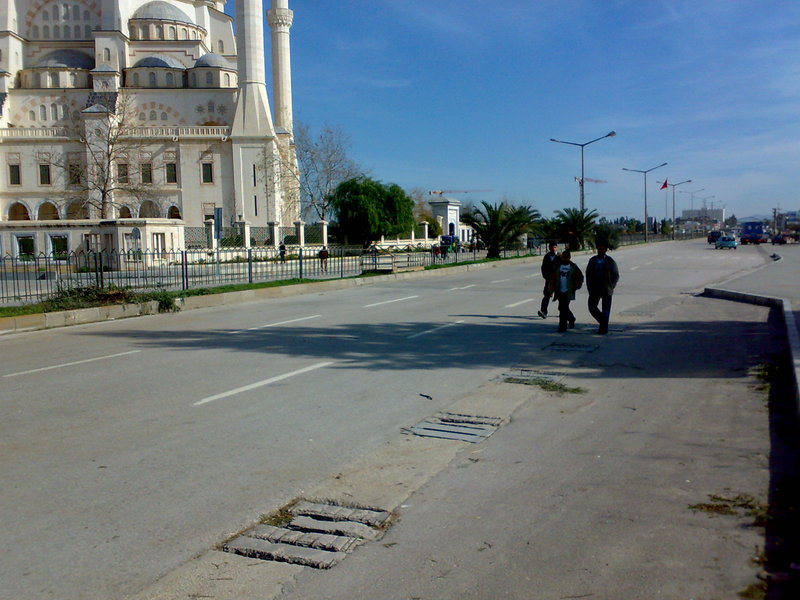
top-left (586, 239), bottom-right (620, 334)
top-left (538, 242), bottom-right (559, 319)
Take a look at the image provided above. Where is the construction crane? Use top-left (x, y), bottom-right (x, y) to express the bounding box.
top-left (428, 189), bottom-right (492, 196)
top-left (575, 177), bottom-right (607, 184)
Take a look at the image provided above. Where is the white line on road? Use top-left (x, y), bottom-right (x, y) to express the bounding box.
top-left (505, 298), bottom-right (535, 308)
top-left (407, 320), bottom-right (464, 339)
top-left (630, 265), bottom-right (640, 271)
top-left (194, 361), bottom-right (334, 406)
top-left (227, 314), bottom-right (321, 334)
top-left (449, 285), bottom-right (476, 291)
top-left (364, 295), bottom-right (419, 308)
top-left (491, 279), bottom-right (511, 283)
top-left (3, 350), bottom-right (141, 378)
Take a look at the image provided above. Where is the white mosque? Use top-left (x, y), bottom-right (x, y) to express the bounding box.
top-left (0, 0), bottom-right (297, 257)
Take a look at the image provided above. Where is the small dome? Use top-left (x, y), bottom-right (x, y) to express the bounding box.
top-left (35, 50), bottom-right (94, 69)
top-left (131, 1), bottom-right (194, 24)
top-left (194, 53), bottom-right (228, 68)
top-left (132, 56), bottom-right (184, 69)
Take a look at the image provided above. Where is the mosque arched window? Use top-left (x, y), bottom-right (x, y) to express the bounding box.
top-left (205, 72), bottom-right (213, 86)
top-left (181, 28), bottom-right (188, 39)
top-left (43, 25), bottom-right (50, 37)
top-left (161, 112), bottom-right (168, 120)
top-left (52, 6), bottom-right (59, 20)
top-left (224, 73), bottom-right (230, 87)
top-left (64, 26), bottom-right (71, 39)
top-left (83, 10), bottom-right (89, 20)
top-left (166, 72), bottom-right (174, 87)
top-left (51, 104), bottom-right (58, 120)
top-left (70, 72), bottom-right (77, 86)
top-left (53, 26), bottom-right (60, 38)
top-left (85, 25), bottom-right (91, 38)
top-left (149, 110), bottom-right (157, 120)
top-left (73, 5), bottom-right (80, 20)
top-left (169, 26), bottom-right (176, 39)
top-left (29, 110), bottom-right (36, 121)
top-left (74, 25), bottom-right (80, 38)
top-left (43, 12), bottom-right (49, 21)
top-left (40, 105), bottom-right (47, 120)
top-left (132, 72), bottom-right (140, 86)
top-left (218, 40), bottom-right (224, 53)
top-left (103, 48), bottom-right (111, 62)
top-left (148, 72), bottom-right (156, 87)
top-left (32, 25), bottom-right (40, 38)
top-left (62, 105), bottom-right (69, 119)
top-left (49, 72), bottom-right (58, 87)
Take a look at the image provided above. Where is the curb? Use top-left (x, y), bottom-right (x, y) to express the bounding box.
top-left (0, 256), bottom-right (540, 336)
top-left (703, 287), bottom-right (800, 417)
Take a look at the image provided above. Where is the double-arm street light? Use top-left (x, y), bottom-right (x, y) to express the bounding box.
top-left (622, 162), bottom-right (667, 242)
top-left (664, 179), bottom-right (692, 240)
top-left (679, 188), bottom-right (704, 212)
top-left (550, 131), bottom-right (616, 211)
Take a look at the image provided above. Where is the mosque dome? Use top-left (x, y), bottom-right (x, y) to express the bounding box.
top-left (131, 1), bottom-right (194, 24)
top-left (35, 50), bottom-right (94, 69)
top-left (132, 56), bottom-right (184, 69)
top-left (194, 53), bottom-right (228, 68)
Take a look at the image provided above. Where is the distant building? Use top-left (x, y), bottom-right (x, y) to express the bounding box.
top-left (0, 0), bottom-right (298, 257)
top-left (681, 208), bottom-right (725, 223)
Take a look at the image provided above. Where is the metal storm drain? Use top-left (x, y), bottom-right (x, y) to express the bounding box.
top-left (402, 411), bottom-right (502, 443)
top-left (544, 342), bottom-right (599, 353)
top-left (502, 368), bottom-right (565, 385)
top-left (223, 500), bottom-right (391, 569)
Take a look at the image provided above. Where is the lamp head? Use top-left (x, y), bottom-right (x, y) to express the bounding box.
top-left (606, 131), bottom-right (616, 138)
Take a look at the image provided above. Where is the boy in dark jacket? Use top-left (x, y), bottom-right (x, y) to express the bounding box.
top-left (549, 250), bottom-right (584, 333)
top-left (538, 242), bottom-right (559, 319)
top-left (586, 239), bottom-right (620, 334)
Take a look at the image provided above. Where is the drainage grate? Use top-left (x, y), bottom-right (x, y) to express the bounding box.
top-left (402, 411), bottom-right (502, 443)
top-left (502, 368), bottom-right (565, 384)
top-left (544, 342), bottom-right (599, 353)
top-left (223, 500), bottom-right (391, 569)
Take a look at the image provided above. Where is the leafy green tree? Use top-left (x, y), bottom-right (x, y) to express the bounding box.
top-left (551, 207), bottom-right (598, 250)
top-left (460, 201), bottom-right (540, 259)
top-left (330, 177), bottom-right (415, 246)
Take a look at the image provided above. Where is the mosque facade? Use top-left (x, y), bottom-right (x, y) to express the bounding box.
top-left (0, 0), bottom-right (297, 256)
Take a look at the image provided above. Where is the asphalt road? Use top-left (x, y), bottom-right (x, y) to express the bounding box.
top-left (0, 239), bottom-right (781, 599)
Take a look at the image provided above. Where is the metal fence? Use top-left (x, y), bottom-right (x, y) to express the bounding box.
top-left (0, 244), bottom-right (526, 305)
top-left (0, 233), bottom-right (703, 306)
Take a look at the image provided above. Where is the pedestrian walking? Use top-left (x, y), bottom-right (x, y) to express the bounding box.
top-left (538, 241), bottom-right (560, 319)
top-left (318, 246), bottom-right (329, 272)
top-left (549, 250), bottom-right (583, 332)
top-left (279, 242), bottom-right (286, 263)
top-left (586, 238), bottom-right (620, 335)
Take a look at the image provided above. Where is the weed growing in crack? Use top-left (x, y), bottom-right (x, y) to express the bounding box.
top-left (504, 376), bottom-right (586, 395)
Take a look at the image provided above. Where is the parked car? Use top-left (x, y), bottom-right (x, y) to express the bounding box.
top-left (707, 231), bottom-right (722, 244)
top-left (772, 233), bottom-right (787, 245)
top-left (715, 235), bottom-right (738, 249)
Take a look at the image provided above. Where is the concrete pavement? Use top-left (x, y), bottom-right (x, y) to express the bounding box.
top-left (132, 243), bottom-right (800, 600)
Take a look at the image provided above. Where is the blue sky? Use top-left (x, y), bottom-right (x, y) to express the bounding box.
top-left (236, 1), bottom-right (800, 221)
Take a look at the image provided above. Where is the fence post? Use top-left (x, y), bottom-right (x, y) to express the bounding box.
top-left (181, 250), bottom-right (189, 290)
top-left (247, 248), bottom-right (253, 284)
top-left (298, 247), bottom-right (303, 279)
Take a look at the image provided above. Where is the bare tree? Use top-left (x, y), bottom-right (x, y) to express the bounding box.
top-left (409, 187), bottom-right (442, 236)
top-left (293, 123), bottom-right (363, 222)
top-left (54, 92), bottom-right (155, 219)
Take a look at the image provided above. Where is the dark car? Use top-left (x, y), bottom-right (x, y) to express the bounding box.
top-left (772, 234), bottom-right (787, 245)
top-left (707, 231), bottom-right (722, 244)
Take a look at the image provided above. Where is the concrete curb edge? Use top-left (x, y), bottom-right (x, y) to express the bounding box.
top-left (703, 287), bottom-right (800, 416)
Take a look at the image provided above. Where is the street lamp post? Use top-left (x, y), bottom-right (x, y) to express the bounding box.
top-left (622, 162), bottom-right (667, 243)
top-left (664, 179), bottom-right (692, 240)
top-left (550, 131), bottom-right (616, 211)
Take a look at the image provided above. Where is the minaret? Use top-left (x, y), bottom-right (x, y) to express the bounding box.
top-left (268, 0), bottom-right (294, 134)
top-left (231, 0), bottom-right (275, 137)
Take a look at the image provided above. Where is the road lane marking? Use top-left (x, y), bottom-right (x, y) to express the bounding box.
top-left (505, 298), bottom-right (535, 308)
top-left (364, 295), bottom-right (419, 308)
top-left (449, 285), bottom-right (476, 291)
top-left (194, 361), bottom-right (334, 406)
top-left (227, 314), bottom-right (321, 334)
top-left (491, 279), bottom-right (511, 283)
top-left (630, 265), bottom-right (640, 271)
top-left (3, 350), bottom-right (141, 378)
top-left (407, 320), bottom-right (464, 339)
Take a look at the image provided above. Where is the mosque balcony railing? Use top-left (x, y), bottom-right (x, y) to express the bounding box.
top-left (122, 126), bottom-right (232, 140)
top-left (0, 127), bottom-right (76, 139)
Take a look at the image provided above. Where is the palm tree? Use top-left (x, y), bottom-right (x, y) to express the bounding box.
top-left (461, 201), bottom-right (540, 258)
top-left (553, 207), bottom-right (598, 250)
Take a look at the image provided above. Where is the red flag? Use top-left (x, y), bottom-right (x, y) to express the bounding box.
top-left (660, 179), bottom-right (669, 190)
